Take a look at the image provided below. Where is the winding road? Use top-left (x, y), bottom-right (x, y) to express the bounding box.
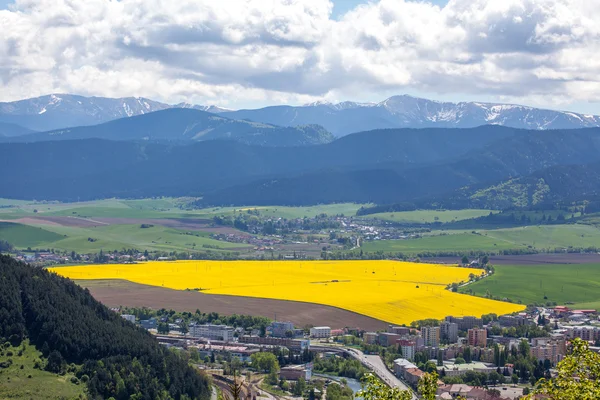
top-left (312, 345), bottom-right (417, 399)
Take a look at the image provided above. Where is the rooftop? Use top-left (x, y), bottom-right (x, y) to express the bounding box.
top-left (394, 358), bottom-right (418, 369)
top-left (439, 361), bottom-right (494, 371)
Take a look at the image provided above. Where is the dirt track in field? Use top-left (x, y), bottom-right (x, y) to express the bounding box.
top-left (0, 217), bottom-right (64, 226)
top-left (79, 279), bottom-right (388, 331)
top-left (5, 215), bottom-right (248, 235)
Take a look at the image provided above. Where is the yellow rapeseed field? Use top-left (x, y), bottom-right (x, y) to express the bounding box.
top-left (49, 260), bottom-right (524, 325)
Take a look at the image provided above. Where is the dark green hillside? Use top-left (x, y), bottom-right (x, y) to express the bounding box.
top-left (466, 162), bottom-right (600, 209)
top-left (0, 254), bottom-right (211, 400)
top-left (200, 129), bottom-right (600, 206)
top-left (2, 126), bottom-right (600, 204)
top-left (6, 108), bottom-right (334, 147)
top-left (0, 121), bottom-right (34, 137)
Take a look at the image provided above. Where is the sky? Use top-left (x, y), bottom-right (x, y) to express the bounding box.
top-left (0, 0), bottom-right (599, 115)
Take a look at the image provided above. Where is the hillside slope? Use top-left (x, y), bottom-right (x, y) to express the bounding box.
top-left (0, 254), bottom-right (211, 400)
top-left (455, 162), bottom-right (600, 209)
top-left (0, 121), bottom-right (35, 137)
top-left (199, 129), bottom-right (600, 206)
top-left (2, 126), bottom-right (600, 203)
top-left (4, 108), bottom-right (333, 147)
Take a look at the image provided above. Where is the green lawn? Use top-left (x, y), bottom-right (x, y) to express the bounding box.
top-left (1, 222), bottom-right (250, 253)
top-left (362, 209), bottom-right (498, 224)
top-left (0, 340), bottom-right (85, 399)
top-left (361, 224), bottom-right (600, 255)
top-left (480, 224), bottom-right (600, 250)
top-left (0, 222), bottom-right (66, 248)
top-left (461, 263), bottom-right (600, 308)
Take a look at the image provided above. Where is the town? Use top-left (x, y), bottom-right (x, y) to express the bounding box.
top-left (114, 305), bottom-right (600, 400)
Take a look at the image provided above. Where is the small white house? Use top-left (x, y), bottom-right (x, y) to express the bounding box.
top-left (310, 326), bottom-right (331, 338)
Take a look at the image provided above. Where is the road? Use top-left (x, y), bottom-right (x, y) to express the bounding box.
top-left (346, 348), bottom-right (417, 399)
top-left (312, 344), bottom-right (417, 399)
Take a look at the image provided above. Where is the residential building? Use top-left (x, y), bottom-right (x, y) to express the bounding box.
top-left (498, 315), bottom-right (530, 327)
top-left (397, 340), bottom-right (417, 361)
top-left (388, 325), bottom-right (411, 335)
top-left (440, 321), bottom-right (458, 343)
top-left (268, 321), bottom-right (295, 338)
top-left (378, 332), bottom-right (401, 347)
top-left (330, 329), bottom-right (344, 337)
top-left (565, 325), bottom-right (600, 342)
top-left (393, 358), bottom-right (418, 378)
top-left (195, 344), bottom-right (259, 362)
top-left (121, 314), bottom-right (136, 323)
top-left (437, 361), bottom-right (497, 378)
top-left (404, 368), bottom-right (424, 387)
top-left (310, 326), bottom-right (331, 338)
top-left (140, 318), bottom-right (157, 330)
top-left (468, 328), bottom-right (487, 347)
top-left (437, 384), bottom-right (511, 400)
top-left (238, 336), bottom-right (310, 351)
top-left (531, 338), bottom-right (567, 365)
top-left (442, 344), bottom-right (464, 360)
top-left (279, 364), bottom-right (312, 381)
top-left (446, 316), bottom-right (483, 331)
top-left (364, 332), bottom-right (378, 345)
top-left (422, 326), bottom-right (440, 347)
top-left (189, 324), bottom-right (234, 342)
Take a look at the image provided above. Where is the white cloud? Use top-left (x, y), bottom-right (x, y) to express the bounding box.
top-left (0, 0), bottom-right (599, 110)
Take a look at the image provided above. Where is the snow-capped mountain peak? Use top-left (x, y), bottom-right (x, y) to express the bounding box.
top-left (0, 94), bottom-right (233, 132)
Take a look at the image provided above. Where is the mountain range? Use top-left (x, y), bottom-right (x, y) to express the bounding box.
top-left (2, 93), bottom-right (600, 208)
top-left (0, 121), bottom-right (34, 137)
top-left (1, 93), bottom-right (599, 136)
top-left (3, 108), bottom-right (333, 147)
top-left (3, 126), bottom-right (600, 207)
top-left (0, 94), bottom-right (228, 132)
top-left (223, 95), bottom-right (600, 136)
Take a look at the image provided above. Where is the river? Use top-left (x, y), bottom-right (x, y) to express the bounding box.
top-left (315, 374), bottom-right (363, 399)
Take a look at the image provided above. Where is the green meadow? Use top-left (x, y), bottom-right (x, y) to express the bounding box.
top-left (0, 222), bottom-right (248, 253)
top-left (461, 263), bottom-right (600, 308)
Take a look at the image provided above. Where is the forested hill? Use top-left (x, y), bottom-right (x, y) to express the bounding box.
top-left (2, 126), bottom-right (600, 204)
top-left (0, 254), bottom-right (211, 400)
top-left (2, 108), bottom-right (334, 147)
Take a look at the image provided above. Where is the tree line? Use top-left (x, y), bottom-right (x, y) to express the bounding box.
top-left (0, 255), bottom-right (211, 400)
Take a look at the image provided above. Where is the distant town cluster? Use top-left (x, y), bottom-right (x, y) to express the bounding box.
top-left (114, 304), bottom-right (600, 400)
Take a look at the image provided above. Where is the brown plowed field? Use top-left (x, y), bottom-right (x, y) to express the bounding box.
top-left (78, 279), bottom-right (388, 331)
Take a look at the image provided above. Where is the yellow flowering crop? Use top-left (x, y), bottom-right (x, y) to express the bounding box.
top-left (50, 260), bottom-right (524, 325)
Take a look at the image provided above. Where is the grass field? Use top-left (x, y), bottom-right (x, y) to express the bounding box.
top-left (0, 222), bottom-right (249, 253)
top-left (480, 225), bottom-right (600, 250)
top-left (362, 209), bottom-right (498, 224)
top-left (0, 222), bottom-right (66, 248)
top-left (361, 232), bottom-right (526, 253)
top-left (0, 198), bottom-right (365, 220)
top-left (50, 260), bottom-right (524, 325)
top-left (460, 263), bottom-right (600, 308)
top-left (360, 224), bottom-right (600, 254)
top-left (0, 340), bottom-right (85, 399)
